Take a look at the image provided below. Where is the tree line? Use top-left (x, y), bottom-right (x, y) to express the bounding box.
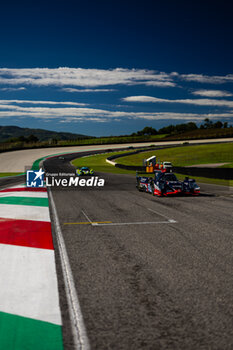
top-left (6, 134), bottom-right (39, 143)
top-left (131, 119), bottom-right (232, 137)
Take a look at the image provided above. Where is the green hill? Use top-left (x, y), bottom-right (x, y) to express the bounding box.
top-left (0, 125), bottom-right (90, 142)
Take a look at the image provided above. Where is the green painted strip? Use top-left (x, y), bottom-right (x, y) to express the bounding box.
top-left (0, 196), bottom-right (49, 207)
top-left (31, 157), bottom-right (45, 171)
top-left (0, 311), bottom-right (63, 350)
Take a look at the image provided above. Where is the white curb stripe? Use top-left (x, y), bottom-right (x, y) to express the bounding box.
top-left (0, 192), bottom-right (48, 198)
top-left (0, 204), bottom-right (50, 221)
top-left (0, 243), bottom-right (62, 325)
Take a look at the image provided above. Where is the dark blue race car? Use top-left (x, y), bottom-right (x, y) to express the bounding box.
top-left (136, 170), bottom-right (200, 196)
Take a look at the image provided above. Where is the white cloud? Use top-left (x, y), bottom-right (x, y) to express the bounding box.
top-left (0, 68), bottom-right (175, 88)
top-left (0, 68), bottom-right (233, 91)
top-left (0, 87), bottom-right (26, 91)
top-left (134, 112), bottom-right (233, 120)
top-left (123, 95), bottom-right (233, 108)
top-left (58, 117), bottom-right (111, 123)
top-left (192, 89), bottom-right (233, 97)
top-left (144, 81), bottom-right (175, 87)
top-left (180, 73), bottom-right (233, 84)
top-left (0, 101), bottom-right (232, 122)
top-left (61, 88), bottom-right (116, 92)
top-left (0, 99), bottom-right (87, 106)
top-left (123, 96), bottom-right (161, 103)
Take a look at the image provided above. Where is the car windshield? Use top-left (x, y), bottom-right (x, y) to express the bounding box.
top-left (165, 174), bottom-right (177, 181)
top-left (81, 167), bottom-right (89, 170)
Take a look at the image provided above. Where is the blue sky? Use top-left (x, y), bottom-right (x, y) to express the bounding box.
top-left (0, 0), bottom-right (233, 136)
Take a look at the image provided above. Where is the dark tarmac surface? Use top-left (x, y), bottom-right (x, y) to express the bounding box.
top-left (42, 155), bottom-right (233, 350)
top-left (0, 174), bottom-right (25, 190)
top-left (1, 154), bottom-right (232, 349)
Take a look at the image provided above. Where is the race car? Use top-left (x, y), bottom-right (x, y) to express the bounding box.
top-left (76, 166), bottom-right (94, 176)
top-left (136, 170), bottom-right (200, 196)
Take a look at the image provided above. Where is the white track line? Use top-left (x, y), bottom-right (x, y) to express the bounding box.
top-left (48, 189), bottom-right (90, 350)
top-left (147, 207), bottom-right (176, 222)
top-left (81, 210), bottom-right (93, 225)
top-left (93, 220), bottom-right (176, 226)
top-left (81, 208), bottom-right (177, 227)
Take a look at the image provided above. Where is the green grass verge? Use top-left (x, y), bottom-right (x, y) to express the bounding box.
top-left (219, 162), bottom-right (233, 168)
top-left (71, 151), bottom-right (141, 175)
top-left (117, 143), bottom-right (233, 167)
top-left (0, 172), bottom-right (24, 177)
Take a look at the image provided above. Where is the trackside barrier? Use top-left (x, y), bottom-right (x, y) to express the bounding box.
top-left (173, 166), bottom-right (233, 180)
top-left (115, 163), bottom-right (233, 180)
top-left (107, 153), bottom-right (233, 180)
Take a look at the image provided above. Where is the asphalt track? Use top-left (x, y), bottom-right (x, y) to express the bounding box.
top-left (0, 174), bottom-right (25, 190)
top-left (41, 154), bottom-right (233, 350)
top-left (1, 137), bottom-right (233, 172)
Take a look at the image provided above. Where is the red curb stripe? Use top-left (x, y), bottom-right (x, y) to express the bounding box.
top-left (0, 219), bottom-right (54, 250)
top-left (0, 188), bottom-right (47, 193)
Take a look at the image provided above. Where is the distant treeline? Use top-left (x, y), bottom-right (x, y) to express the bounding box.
top-left (131, 119), bottom-right (232, 137)
top-left (6, 134), bottom-right (39, 143)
